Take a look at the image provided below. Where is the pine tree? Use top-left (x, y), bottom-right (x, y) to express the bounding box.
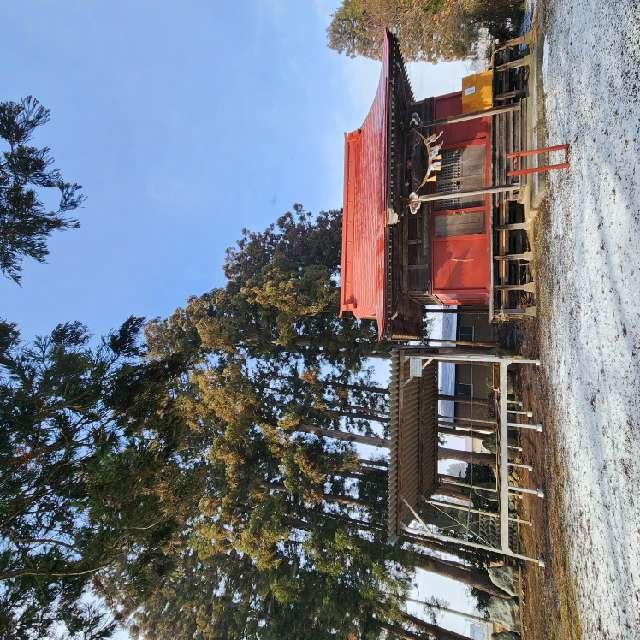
top-left (0, 96), bottom-right (85, 283)
top-left (0, 318), bottom-right (196, 638)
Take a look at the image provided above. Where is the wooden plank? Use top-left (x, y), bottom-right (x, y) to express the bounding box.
top-left (496, 55), bottom-right (531, 72)
top-left (499, 362), bottom-right (509, 551)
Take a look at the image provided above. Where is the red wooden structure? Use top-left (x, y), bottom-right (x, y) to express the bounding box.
top-left (340, 30), bottom-right (539, 339)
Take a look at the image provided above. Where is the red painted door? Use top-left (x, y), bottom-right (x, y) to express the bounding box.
top-left (432, 208), bottom-right (490, 305)
top-left (429, 140), bottom-right (491, 305)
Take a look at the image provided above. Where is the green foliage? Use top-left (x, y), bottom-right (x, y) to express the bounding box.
top-left (146, 205), bottom-right (381, 372)
top-left (121, 207), bottom-right (428, 638)
top-left (0, 96), bottom-right (85, 283)
top-left (328, 0), bottom-right (525, 62)
top-left (1, 204), bottom-right (486, 639)
top-left (0, 318), bottom-right (197, 639)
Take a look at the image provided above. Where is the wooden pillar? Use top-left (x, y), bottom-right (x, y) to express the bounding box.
top-left (438, 414), bottom-right (497, 427)
top-left (412, 184), bottom-right (520, 204)
top-left (437, 424), bottom-right (494, 438)
top-left (438, 447), bottom-right (494, 467)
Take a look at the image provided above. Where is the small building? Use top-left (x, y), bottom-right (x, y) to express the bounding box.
top-left (387, 346), bottom-right (544, 565)
top-left (340, 30), bottom-right (536, 340)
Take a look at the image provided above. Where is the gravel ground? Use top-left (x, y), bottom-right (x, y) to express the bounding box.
top-left (537, 1), bottom-right (640, 637)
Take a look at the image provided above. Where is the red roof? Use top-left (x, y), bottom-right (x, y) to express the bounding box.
top-left (340, 32), bottom-right (390, 338)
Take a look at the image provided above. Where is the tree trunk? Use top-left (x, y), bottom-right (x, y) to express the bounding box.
top-left (400, 549), bottom-right (511, 599)
top-left (377, 620), bottom-right (423, 640)
top-left (327, 381), bottom-right (388, 395)
top-left (436, 479), bottom-right (497, 502)
top-left (273, 373), bottom-right (388, 395)
top-left (287, 513), bottom-right (380, 535)
top-left (406, 598), bottom-right (489, 625)
top-left (323, 407), bottom-right (389, 423)
top-left (358, 457), bottom-right (388, 468)
top-left (295, 423), bottom-right (388, 448)
top-left (438, 447), bottom-right (494, 467)
top-left (322, 493), bottom-right (369, 510)
top-left (401, 611), bottom-right (473, 640)
top-left (399, 532), bottom-right (470, 559)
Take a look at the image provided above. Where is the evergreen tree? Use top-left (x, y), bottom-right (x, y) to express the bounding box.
top-left (146, 205), bottom-right (382, 372)
top-left (327, 0), bottom-right (524, 63)
top-left (0, 318), bottom-right (196, 639)
top-left (0, 97), bottom-right (84, 283)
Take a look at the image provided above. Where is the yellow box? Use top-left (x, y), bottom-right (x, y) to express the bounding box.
top-left (461, 70), bottom-right (494, 114)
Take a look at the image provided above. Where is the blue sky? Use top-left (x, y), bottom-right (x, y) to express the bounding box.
top-left (2, 0), bottom-right (468, 341)
top-left (2, 2), bottom-right (475, 635)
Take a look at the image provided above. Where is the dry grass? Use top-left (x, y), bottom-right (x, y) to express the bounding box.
top-left (504, 197), bottom-right (582, 640)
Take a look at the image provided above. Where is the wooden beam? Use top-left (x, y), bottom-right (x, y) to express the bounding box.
top-left (494, 30), bottom-right (535, 51)
top-left (413, 184), bottom-right (520, 204)
top-left (437, 424), bottom-right (494, 439)
top-left (508, 162), bottom-right (569, 177)
top-left (402, 524), bottom-right (544, 566)
top-left (421, 104), bottom-right (520, 127)
top-left (495, 55), bottom-right (531, 72)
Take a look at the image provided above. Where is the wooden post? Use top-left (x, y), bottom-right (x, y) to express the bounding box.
top-left (494, 251), bottom-right (533, 261)
top-left (495, 282), bottom-right (536, 293)
top-left (508, 162), bottom-right (569, 177)
top-left (438, 447), bottom-right (494, 467)
top-left (509, 485), bottom-right (544, 498)
top-left (506, 144), bottom-right (568, 158)
top-left (437, 424), bottom-right (494, 438)
top-left (403, 522), bottom-right (544, 566)
top-left (412, 184), bottom-right (520, 204)
top-left (494, 30), bottom-right (535, 52)
top-left (495, 221), bottom-right (530, 231)
top-left (507, 421), bottom-right (543, 432)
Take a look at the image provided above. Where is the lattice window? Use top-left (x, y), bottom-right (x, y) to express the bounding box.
top-left (434, 146), bottom-right (486, 211)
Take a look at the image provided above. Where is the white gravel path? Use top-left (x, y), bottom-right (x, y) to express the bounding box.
top-left (540, 1), bottom-right (640, 637)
